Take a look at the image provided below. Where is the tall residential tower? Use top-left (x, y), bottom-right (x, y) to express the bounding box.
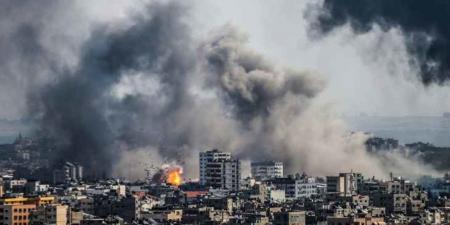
top-left (199, 149), bottom-right (240, 191)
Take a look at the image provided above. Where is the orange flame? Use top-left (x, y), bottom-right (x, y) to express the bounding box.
top-left (166, 167), bottom-right (182, 186)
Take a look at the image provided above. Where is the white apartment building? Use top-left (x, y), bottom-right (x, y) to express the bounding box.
top-left (251, 161), bottom-right (283, 181)
top-left (199, 149), bottom-right (232, 185)
top-left (270, 177), bottom-right (326, 200)
top-left (295, 182), bottom-right (319, 198)
top-left (199, 149), bottom-right (240, 191)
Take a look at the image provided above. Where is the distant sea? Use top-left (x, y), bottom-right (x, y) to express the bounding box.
top-left (345, 115), bottom-right (450, 147)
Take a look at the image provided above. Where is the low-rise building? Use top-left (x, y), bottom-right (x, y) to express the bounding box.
top-left (0, 196), bottom-right (55, 225)
top-left (143, 209), bottom-right (183, 222)
top-left (30, 204), bottom-right (68, 225)
top-left (352, 195), bottom-right (370, 208)
top-left (251, 161), bottom-right (283, 181)
top-left (273, 211), bottom-right (306, 225)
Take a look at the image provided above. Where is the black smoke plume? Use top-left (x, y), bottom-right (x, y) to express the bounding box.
top-left (28, 2), bottom-right (196, 177)
top-left (315, 0), bottom-right (450, 85)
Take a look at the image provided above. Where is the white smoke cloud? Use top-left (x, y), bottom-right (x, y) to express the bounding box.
top-left (0, 0), bottom-right (443, 181)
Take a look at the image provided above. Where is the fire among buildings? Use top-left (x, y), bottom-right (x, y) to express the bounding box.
top-left (165, 166), bottom-right (183, 186)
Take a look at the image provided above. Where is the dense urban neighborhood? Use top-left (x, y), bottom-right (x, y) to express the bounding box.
top-left (3, 0), bottom-right (450, 224)
top-left (0, 137), bottom-right (449, 225)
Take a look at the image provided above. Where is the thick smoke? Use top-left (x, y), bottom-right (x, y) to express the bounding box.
top-left (202, 26), bottom-right (325, 121)
top-left (0, 0), bottom-right (62, 120)
top-left (1, 0), bottom-right (440, 180)
top-left (315, 0), bottom-right (450, 85)
top-left (28, 2), bottom-right (202, 177)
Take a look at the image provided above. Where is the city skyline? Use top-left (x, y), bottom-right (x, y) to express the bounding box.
top-left (1, 1), bottom-right (450, 224)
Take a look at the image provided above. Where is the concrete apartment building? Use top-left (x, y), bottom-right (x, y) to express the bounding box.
top-left (273, 211), bottom-right (306, 225)
top-left (251, 161), bottom-right (283, 181)
top-left (204, 159), bottom-right (241, 191)
top-left (327, 172), bottom-right (363, 197)
top-left (143, 209), bottom-right (183, 223)
top-left (199, 149), bottom-right (232, 185)
top-left (352, 195), bottom-right (370, 208)
top-left (385, 178), bottom-right (415, 194)
top-left (29, 204), bottom-right (68, 225)
top-left (53, 162), bottom-right (83, 184)
top-left (93, 194), bottom-right (140, 223)
top-left (268, 177), bottom-right (325, 200)
top-left (295, 182), bottom-right (320, 198)
top-left (199, 150), bottom-right (241, 191)
top-left (0, 204), bottom-right (36, 225)
top-left (0, 196), bottom-right (55, 225)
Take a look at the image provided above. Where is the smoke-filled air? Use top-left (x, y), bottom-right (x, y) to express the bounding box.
top-left (1, 0), bottom-right (446, 180)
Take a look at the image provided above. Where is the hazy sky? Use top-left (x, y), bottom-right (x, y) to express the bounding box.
top-left (1, 0), bottom-right (449, 122)
top-left (190, 0), bottom-right (450, 117)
